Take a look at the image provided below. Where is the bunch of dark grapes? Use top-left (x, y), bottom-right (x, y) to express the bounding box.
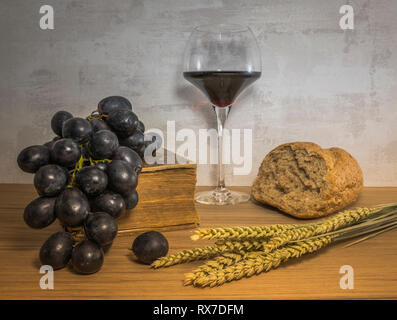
top-left (17, 96), bottom-right (161, 274)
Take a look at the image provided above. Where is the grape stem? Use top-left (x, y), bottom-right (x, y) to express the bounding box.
top-left (67, 142), bottom-right (111, 188)
top-left (87, 109), bottom-right (108, 121)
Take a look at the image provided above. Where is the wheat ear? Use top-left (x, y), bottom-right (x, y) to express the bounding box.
top-left (191, 207), bottom-right (374, 242)
top-left (153, 207), bottom-right (374, 268)
top-left (184, 236), bottom-right (333, 287)
top-left (211, 207), bottom-right (373, 256)
top-left (185, 251), bottom-right (264, 284)
top-left (152, 239), bottom-right (273, 268)
top-left (150, 245), bottom-right (223, 268)
top-left (191, 224), bottom-right (298, 241)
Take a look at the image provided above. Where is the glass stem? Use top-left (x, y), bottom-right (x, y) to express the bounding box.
top-left (214, 105), bottom-right (231, 191)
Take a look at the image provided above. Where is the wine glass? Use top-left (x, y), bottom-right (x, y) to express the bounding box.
top-left (183, 24), bottom-right (262, 205)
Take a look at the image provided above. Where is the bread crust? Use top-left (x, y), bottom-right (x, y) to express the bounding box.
top-left (251, 142), bottom-right (363, 219)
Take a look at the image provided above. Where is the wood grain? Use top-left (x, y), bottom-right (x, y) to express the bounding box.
top-left (0, 184), bottom-right (396, 300)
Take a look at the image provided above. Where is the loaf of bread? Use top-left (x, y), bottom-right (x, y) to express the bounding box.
top-left (251, 142), bottom-right (363, 219)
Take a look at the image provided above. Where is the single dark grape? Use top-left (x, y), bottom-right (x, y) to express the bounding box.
top-left (50, 138), bottom-right (81, 168)
top-left (98, 96), bottom-right (132, 115)
top-left (51, 111), bottom-right (73, 137)
top-left (95, 162), bottom-right (108, 172)
top-left (17, 145), bottom-right (50, 173)
top-left (88, 130), bottom-right (119, 159)
top-left (55, 188), bottom-right (90, 227)
top-left (92, 191), bottom-right (125, 219)
top-left (132, 231), bottom-right (169, 265)
top-left (89, 118), bottom-right (110, 132)
top-left (39, 231), bottom-right (75, 270)
top-left (106, 109), bottom-right (139, 138)
top-left (34, 164), bottom-right (69, 196)
top-left (75, 166), bottom-right (108, 197)
top-left (24, 196), bottom-right (56, 229)
top-left (62, 117), bottom-right (92, 144)
top-left (71, 240), bottom-right (104, 274)
top-left (107, 160), bottom-right (138, 196)
top-left (124, 190), bottom-right (138, 210)
top-left (119, 131), bottom-right (144, 151)
top-left (112, 146), bottom-right (142, 174)
top-left (84, 212), bottom-right (118, 247)
top-left (137, 120), bottom-right (145, 133)
top-left (44, 136), bottom-right (61, 150)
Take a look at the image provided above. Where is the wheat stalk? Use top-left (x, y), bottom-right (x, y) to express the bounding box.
top-left (151, 204), bottom-right (397, 288)
top-left (151, 240), bottom-right (266, 268)
top-left (191, 207), bottom-right (375, 242)
top-left (153, 207), bottom-right (375, 268)
top-left (185, 237), bottom-right (333, 287)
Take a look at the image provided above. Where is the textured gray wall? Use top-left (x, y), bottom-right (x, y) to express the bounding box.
top-left (1, 0), bottom-right (396, 186)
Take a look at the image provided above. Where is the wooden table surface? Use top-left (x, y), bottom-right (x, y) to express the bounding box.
top-left (0, 184), bottom-right (396, 300)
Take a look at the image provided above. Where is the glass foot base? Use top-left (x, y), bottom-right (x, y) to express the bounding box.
top-left (195, 187), bottom-right (250, 205)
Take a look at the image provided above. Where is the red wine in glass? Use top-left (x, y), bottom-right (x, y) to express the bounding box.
top-left (184, 24), bottom-right (261, 205)
top-left (183, 71), bottom-right (261, 108)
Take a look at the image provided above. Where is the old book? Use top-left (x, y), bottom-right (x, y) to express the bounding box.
top-left (117, 160), bottom-right (199, 235)
top-left (66, 152), bottom-right (199, 238)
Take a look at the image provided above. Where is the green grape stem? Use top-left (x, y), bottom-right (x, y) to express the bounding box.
top-left (86, 109), bottom-right (108, 121)
top-left (67, 141), bottom-right (111, 188)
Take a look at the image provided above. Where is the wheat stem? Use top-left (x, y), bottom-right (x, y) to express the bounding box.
top-left (343, 223), bottom-right (397, 248)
